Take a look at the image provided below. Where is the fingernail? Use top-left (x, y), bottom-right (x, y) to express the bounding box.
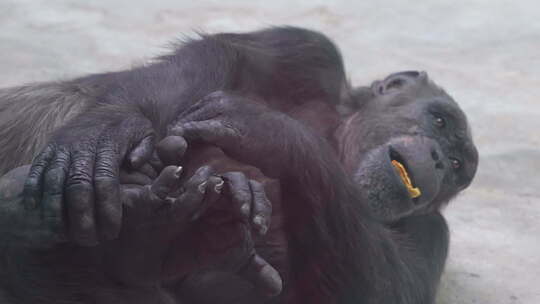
top-left (174, 166), bottom-right (183, 178)
top-left (253, 215), bottom-right (264, 227)
top-left (164, 197), bottom-right (176, 205)
top-left (169, 126), bottom-right (184, 136)
top-left (198, 181), bottom-right (208, 194)
top-left (214, 180), bottom-right (224, 193)
top-left (253, 216), bottom-right (267, 235)
top-left (259, 265), bottom-right (283, 297)
top-left (241, 203), bottom-right (250, 216)
top-left (129, 155), bottom-right (141, 168)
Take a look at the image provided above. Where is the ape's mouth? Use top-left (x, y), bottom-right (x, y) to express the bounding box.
top-left (389, 148), bottom-right (421, 199)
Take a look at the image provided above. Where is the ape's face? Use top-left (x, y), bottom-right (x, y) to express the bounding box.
top-left (337, 72), bottom-right (478, 222)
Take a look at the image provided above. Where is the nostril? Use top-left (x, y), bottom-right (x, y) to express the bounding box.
top-left (435, 162), bottom-right (444, 170)
top-left (431, 149), bottom-right (440, 161)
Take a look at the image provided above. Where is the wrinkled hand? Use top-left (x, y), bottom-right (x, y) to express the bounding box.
top-left (23, 115), bottom-right (157, 246)
top-left (169, 91), bottom-right (297, 178)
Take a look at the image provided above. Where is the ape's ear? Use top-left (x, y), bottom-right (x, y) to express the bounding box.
top-left (337, 71), bottom-right (429, 115)
top-left (336, 85), bottom-right (375, 115)
top-left (372, 71), bottom-right (428, 96)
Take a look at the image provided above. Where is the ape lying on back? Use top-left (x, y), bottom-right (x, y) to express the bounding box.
top-left (0, 26), bottom-right (478, 303)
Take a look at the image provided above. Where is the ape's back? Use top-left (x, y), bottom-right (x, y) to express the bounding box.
top-left (0, 83), bottom-right (90, 175)
top-left (0, 26), bottom-right (347, 177)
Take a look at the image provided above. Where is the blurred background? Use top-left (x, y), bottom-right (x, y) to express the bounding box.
top-left (0, 0), bottom-right (538, 303)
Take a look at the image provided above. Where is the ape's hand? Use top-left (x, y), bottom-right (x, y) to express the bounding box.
top-left (169, 91), bottom-right (314, 179)
top-left (23, 115), bottom-right (159, 246)
top-left (106, 164), bottom-right (221, 286)
top-left (108, 161), bottom-right (281, 298)
top-left (166, 171), bottom-right (281, 298)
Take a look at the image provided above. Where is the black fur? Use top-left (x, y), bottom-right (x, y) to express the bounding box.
top-left (0, 26), bottom-right (478, 304)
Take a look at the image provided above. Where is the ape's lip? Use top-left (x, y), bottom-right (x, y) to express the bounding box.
top-left (387, 146), bottom-right (421, 204)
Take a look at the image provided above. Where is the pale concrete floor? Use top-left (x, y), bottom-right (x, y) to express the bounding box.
top-left (0, 0), bottom-right (539, 303)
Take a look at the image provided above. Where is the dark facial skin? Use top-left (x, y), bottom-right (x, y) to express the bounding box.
top-left (336, 71), bottom-right (479, 222)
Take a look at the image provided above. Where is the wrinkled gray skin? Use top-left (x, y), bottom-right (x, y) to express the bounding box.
top-left (336, 71), bottom-right (478, 222)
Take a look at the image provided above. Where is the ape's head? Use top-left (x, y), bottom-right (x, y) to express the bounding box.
top-left (336, 71), bottom-right (478, 222)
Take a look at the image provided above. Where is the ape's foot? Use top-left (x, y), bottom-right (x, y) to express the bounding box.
top-left (118, 136), bottom-right (282, 298)
top-left (161, 168), bottom-right (282, 298)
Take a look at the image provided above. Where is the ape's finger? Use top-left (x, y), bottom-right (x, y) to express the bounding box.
top-left (121, 184), bottom-right (164, 212)
top-left (170, 120), bottom-right (236, 143)
top-left (238, 254), bottom-right (283, 298)
top-left (189, 175), bottom-right (224, 221)
top-left (94, 140), bottom-right (122, 241)
top-left (119, 184), bottom-right (144, 207)
top-left (119, 170), bottom-right (153, 186)
top-left (127, 135), bottom-right (155, 169)
top-left (150, 165), bottom-right (183, 199)
top-left (249, 180), bottom-right (272, 236)
top-left (170, 166), bottom-right (213, 220)
top-left (65, 149), bottom-right (98, 246)
top-left (178, 96), bottom-right (209, 117)
top-left (172, 94), bottom-right (220, 125)
top-left (222, 172), bottom-right (252, 222)
top-left (156, 136), bottom-right (188, 166)
top-left (23, 145), bottom-right (55, 210)
top-left (41, 149), bottom-right (70, 234)
top-left (137, 163), bottom-right (158, 179)
top-left (148, 150), bottom-right (165, 173)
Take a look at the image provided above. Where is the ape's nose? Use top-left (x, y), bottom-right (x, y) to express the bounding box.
top-left (388, 136), bottom-right (444, 205)
top-left (431, 147), bottom-right (445, 170)
top-left (431, 148), bottom-right (439, 161)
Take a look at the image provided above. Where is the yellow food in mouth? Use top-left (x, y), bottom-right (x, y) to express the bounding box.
top-left (391, 160), bottom-right (422, 198)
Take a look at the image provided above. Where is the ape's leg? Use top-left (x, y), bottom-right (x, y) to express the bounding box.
top-left (391, 212), bottom-right (449, 304)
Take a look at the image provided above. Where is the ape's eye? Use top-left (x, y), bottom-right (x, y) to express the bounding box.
top-left (450, 158), bottom-right (461, 169)
top-left (434, 116), bottom-right (446, 128)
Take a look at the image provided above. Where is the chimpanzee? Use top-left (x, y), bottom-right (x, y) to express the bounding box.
top-left (0, 26), bottom-right (478, 303)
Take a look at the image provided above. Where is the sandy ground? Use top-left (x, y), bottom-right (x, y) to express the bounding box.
top-left (0, 0), bottom-right (539, 303)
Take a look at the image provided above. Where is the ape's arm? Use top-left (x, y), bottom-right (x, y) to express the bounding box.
top-left (0, 164), bottom-right (199, 304)
top-left (0, 165), bottom-right (102, 303)
top-left (20, 27), bottom-right (347, 249)
top-left (169, 91), bottom-right (385, 303)
top-left (0, 136), bottom-right (283, 304)
top-left (391, 212), bottom-right (449, 303)
top-left (168, 90), bottom-right (458, 304)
